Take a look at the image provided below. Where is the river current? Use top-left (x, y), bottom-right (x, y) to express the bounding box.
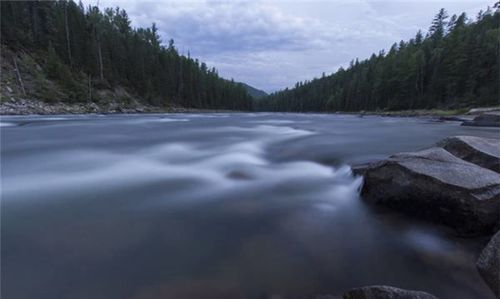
top-left (1, 113), bottom-right (498, 299)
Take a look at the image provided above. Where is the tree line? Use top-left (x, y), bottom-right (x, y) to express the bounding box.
top-left (257, 5), bottom-right (499, 112)
top-left (1, 1), bottom-right (253, 110)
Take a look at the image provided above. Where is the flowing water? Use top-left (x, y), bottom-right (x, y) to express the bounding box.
top-left (1, 113), bottom-right (498, 299)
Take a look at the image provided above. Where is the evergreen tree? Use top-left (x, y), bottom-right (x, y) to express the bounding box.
top-left (0, 0), bottom-right (253, 110)
top-left (258, 5), bottom-right (499, 112)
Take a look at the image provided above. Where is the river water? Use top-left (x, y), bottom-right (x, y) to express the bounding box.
top-left (1, 113), bottom-right (498, 299)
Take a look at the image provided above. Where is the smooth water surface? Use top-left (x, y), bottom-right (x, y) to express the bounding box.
top-left (1, 113), bottom-right (498, 299)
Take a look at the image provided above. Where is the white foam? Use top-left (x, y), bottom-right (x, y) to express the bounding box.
top-left (250, 120), bottom-right (295, 124)
top-left (3, 123), bottom-right (361, 209)
top-left (0, 122), bottom-right (16, 127)
top-left (249, 119), bottom-right (311, 124)
top-left (158, 118), bottom-right (189, 122)
top-left (36, 117), bottom-right (69, 121)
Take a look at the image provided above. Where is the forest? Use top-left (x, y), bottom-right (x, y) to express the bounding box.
top-left (257, 5), bottom-right (500, 112)
top-left (1, 1), bottom-right (254, 110)
top-left (2, 2), bottom-right (499, 113)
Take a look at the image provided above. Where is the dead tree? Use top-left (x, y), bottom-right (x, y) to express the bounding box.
top-left (64, 1), bottom-right (72, 66)
top-left (13, 57), bottom-right (26, 96)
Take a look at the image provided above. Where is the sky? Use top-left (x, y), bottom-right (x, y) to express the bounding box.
top-left (84, 0), bottom-right (493, 93)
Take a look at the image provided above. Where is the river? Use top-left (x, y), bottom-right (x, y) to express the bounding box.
top-left (1, 113), bottom-right (498, 299)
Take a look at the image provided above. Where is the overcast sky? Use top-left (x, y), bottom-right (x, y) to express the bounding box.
top-left (85, 0), bottom-right (492, 92)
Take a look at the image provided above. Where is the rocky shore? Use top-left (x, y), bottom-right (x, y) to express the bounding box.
top-left (352, 108), bottom-right (500, 128)
top-left (462, 112), bottom-right (500, 127)
top-left (0, 46), bottom-right (236, 116)
top-left (350, 135), bottom-right (500, 299)
top-left (0, 97), bottom-right (234, 115)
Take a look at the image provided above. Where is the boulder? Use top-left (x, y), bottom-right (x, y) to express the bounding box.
top-left (438, 116), bottom-right (467, 122)
top-left (462, 113), bottom-right (500, 127)
top-left (343, 286), bottom-right (438, 299)
top-left (359, 147), bottom-right (500, 234)
top-left (468, 107), bottom-right (500, 115)
top-left (437, 136), bottom-right (500, 173)
top-left (352, 162), bottom-right (376, 176)
top-left (477, 231), bottom-right (500, 298)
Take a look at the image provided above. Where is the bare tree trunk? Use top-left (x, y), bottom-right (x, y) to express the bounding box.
top-left (177, 60), bottom-right (183, 100)
top-left (13, 57), bottom-right (26, 96)
top-left (30, 2), bottom-right (38, 43)
top-left (97, 39), bottom-right (103, 80)
top-left (419, 67), bottom-right (424, 97)
top-left (88, 74), bottom-right (92, 102)
top-left (64, 2), bottom-right (72, 66)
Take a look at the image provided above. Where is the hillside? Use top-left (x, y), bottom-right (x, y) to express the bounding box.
top-left (1, 46), bottom-right (183, 114)
top-left (0, 1), bottom-right (253, 112)
top-left (257, 5), bottom-right (499, 112)
top-left (240, 83), bottom-right (268, 99)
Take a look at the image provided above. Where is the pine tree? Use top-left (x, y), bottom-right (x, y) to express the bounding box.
top-left (257, 5), bottom-right (499, 112)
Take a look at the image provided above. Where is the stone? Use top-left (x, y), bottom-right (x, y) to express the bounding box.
top-left (438, 116), bottom-right (467, 122)
top-left (437, 136), bottom-right (500, 172)
top-left (343, 285), bottom-right (439, 299)
top-left (462, 113), bottom-right (500, 127)
top-left (468, 107), bottom-right (500, 115)
top-left (359, 147), bottom-right (500, 234)
top-left (477, 231), bottom-right (500, 298)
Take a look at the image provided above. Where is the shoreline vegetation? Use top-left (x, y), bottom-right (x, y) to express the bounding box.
top-left (1, 95), bottom-right (498, 117)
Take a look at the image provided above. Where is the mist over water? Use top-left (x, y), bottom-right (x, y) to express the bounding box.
top-left (1, 113), bottom-right (498, 299)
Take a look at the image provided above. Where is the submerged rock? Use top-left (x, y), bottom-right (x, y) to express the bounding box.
top-left (438, 115), bottom-right (467, 122)
top-left (359, 147), bottom-right (500, 234)
top-left (437, 136), bottom-right (500, 172)
top-left (462, 113), bottom-right (500, 127)
top-left (477, 231), bottom-right (500, 298)
top-left (343, 285), bottom-right (439, 299)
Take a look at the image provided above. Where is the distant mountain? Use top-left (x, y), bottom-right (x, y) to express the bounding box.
top-left (240, 83), bottom-right (268, 99)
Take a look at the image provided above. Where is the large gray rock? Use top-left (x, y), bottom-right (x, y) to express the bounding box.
top-left (438, 115), bottom-right (468, 122)
top-left (468, 107), bottom-right (500, 115)
top-left (477, 231), bottom-right (500, 298)
top-left (343, 286), bottom-right (438, 299)
top-left (359, 147), bottom-right (500, 234)
top-left (437, 136), bottom-right (500, 173)
top-left (462, 113), bottom-right (500, 127)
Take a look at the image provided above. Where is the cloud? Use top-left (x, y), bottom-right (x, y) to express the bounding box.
top-left (89, 0), bottom-right (492, 92)
top-left (122, 1), bottom-right (325, 54)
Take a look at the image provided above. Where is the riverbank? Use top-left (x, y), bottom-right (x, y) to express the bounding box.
top-left (0, 97), bottom-right (236, 115)
top-left (0, 46), bottom-right (242, 116)
top-left (341, 107), bottom-right (500, 118)
top-left (2, 95), bottom-right (499, 117)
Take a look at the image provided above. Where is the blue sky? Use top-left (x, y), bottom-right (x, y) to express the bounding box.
top-left (85, 0), bottom-right (493, 92)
